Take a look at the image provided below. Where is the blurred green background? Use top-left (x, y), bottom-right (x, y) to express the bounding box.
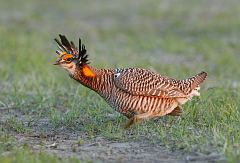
top-left (0, 0), bottom-right (240, 162)
top-left (1, 0), bottom-right (240, 83)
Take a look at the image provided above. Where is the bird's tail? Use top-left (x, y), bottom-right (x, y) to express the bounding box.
top-left (189, 71), bottom-right (208, 90)
top-left (181, 71), bottom-right (207, 94)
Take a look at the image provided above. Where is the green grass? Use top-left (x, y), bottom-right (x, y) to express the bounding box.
top-left (0, 0), bottom-right (240, 162)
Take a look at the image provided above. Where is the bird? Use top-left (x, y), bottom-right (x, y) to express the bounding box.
top-left (53, 34), bottom-right (207, 128)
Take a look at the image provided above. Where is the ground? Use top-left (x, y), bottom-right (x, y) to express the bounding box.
top-left (0, 107), bottom-right (225, 162)
top-left (0, 0), bottom-right (240, 162)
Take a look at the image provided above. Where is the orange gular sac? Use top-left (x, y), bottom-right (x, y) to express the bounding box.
top-left (82, 65), bottom-right (96, 77)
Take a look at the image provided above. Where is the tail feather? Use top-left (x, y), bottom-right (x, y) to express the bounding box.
top-left (190, 71), bottom-right (208, 90)
top-left (181, 71), bottom-right (207, 94)
top-left (176, 71), bottom-right (207, 103)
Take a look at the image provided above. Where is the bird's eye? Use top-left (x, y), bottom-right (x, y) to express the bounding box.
top-left (65, 58), bottom-right (72, 62)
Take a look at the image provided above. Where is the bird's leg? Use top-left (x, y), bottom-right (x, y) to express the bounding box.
top-left (167, 106), bottom-right (183, 116)
top-left (124, 116), bottom-right (140, 129)
top-left (124, 113), bottom-right (153, 129)
top-left (124, 117), bottom-right (136, 129)
top-left (124, 110), bottom-right (135, 119)
top-left (168, 106), bottom-right (183, 126)
top-left (175, 105), bottom-right (183, 121)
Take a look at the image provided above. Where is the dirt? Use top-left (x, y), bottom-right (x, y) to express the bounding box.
top-left (0, 107), bottom-right (226, 163)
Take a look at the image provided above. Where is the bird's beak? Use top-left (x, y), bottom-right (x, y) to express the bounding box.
top-left (53, 58), bottom-right (61, 65)
top-left (53, 61), bottom-right (60, 65)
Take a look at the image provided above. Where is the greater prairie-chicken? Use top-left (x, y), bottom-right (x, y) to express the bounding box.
top-left (54, 34), bottom-right (207, 128)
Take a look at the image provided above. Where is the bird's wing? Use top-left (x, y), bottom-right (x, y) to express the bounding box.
top-left (114, 68), bottom-right (187, 98)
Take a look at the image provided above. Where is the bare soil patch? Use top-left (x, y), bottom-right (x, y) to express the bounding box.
top-left (0, 107), bottom-right (225, 162)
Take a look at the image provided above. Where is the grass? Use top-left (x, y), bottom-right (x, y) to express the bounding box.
top-left (0, 0), bottom-right (240, 162)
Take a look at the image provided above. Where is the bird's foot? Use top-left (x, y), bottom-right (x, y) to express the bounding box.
top-left (124, 116), bottom-right (142, 129)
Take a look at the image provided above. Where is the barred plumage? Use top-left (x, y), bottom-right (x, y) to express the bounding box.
top-left (54, 35), bottom-right (208, 128)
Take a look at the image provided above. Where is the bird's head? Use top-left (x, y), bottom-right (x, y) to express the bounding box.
top-left (54, 34), bottom-right (95, 77)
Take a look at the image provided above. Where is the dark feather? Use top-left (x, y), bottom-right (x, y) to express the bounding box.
top-left (55, 34), bottom-right (90, 64)
top-left (78, 38), bottom-right (82, 59)
top-left (70, 41), bottom-right (78, 54)
top-left (77, 38), bottom-right (89, 63)
top-left (70, 41), bottom-right (76, 50)
top-left (59, 34), bottom-right (71, 48)
top-left (54, 38), bottom-right (67, 52)
top-left (56, 50), bottom-right (62, 55)
top-left (59, 34), bottom-right (72, 53)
